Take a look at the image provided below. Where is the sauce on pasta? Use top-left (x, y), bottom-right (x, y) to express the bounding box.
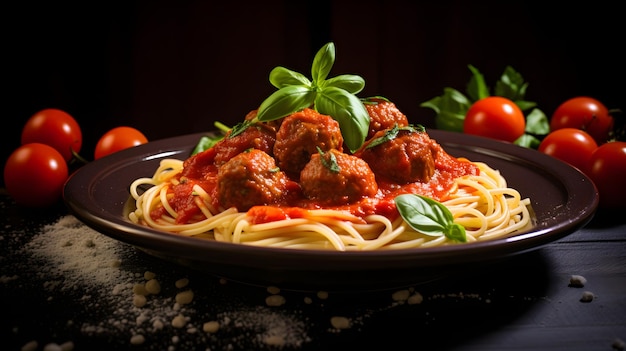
top-left (129, 101), bottom-right (532, 251)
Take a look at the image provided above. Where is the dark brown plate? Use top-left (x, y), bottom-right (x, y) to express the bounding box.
top-left (63, 130), bottom-right (598, 290)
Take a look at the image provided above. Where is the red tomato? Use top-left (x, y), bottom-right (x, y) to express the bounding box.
top-left (550, 96), bottom-right (614, 145)
top-left (94, 126), bottom-right (148, 160)
top-left (3, 143), bottom-right (69, 207)
top-left (586, 141), bottom-right (626, 209)
top-left (538, 128), bottom-right (598, 171)
top-left (21, 108), bottom-right (82, 162)
top-left (464, 96), bottom-right (526, 142)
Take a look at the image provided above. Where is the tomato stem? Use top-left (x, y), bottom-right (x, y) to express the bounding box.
top-left (70, 149), bottom-right (89, 165)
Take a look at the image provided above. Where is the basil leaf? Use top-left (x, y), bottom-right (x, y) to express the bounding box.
top-left (466, 64), bottom-right (490, 101)
top-left (315, 87), bottom-right (370, 152)
top-left (322, 74), bottom-right (365, 94)
top-left (514, 100), bottom-right (537, 112)
top-left (362, 96), bottom-right (390, 104)
top-left (524, 108), bottom-right (550, 135)
top-left (256, 85), bottom-right (316, 122)
top-left (435, 110), bottom-right (466, 132)
top-left (395, 194), bottom-right (467, 242)
top-left (229, 120), bottom-right (253, 138)
top-left (445, 223), bottom-right (467, 242)
top-left (311, 42), bottom-right (335, 83)
top-left (269, 66), bottom-right (312, 88)
top-left (495, 66), bottom-right (527, 101)
top-left (366, 124), bottom-right (400, 149)
top-left (420, 87), bottom-right (471, 132)
top-left (190, 134), bottom-right (223, 156)
top-left (514, 133), bottom-right (541, 149)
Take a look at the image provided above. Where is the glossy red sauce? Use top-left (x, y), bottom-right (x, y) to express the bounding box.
top-left (151, 139), bottom-right (479, 225)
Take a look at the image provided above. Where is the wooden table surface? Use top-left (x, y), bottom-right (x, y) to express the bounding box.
top-left (1, 191), bottom-right (624, 351)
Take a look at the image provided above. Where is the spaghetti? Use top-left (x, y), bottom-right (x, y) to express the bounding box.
top-left (128, 107), bottom-right (532, 251)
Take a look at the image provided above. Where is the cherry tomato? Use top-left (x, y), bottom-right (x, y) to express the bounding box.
top-left (538, 128), bottom-right (598, 171)
top-left (464, 96), bottom-right (526, 143)
top-left (586, 141), bottom-right (626, 209)
top-left (21, 108), bottom-right (82, 162)
top-left (550, 96), bottom-right (614, 145)
top-left (3, 143), bottom-right (69, 207)
top-left (94, 126), bottom-right (148, 160)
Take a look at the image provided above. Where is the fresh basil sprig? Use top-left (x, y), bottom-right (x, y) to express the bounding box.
top-left (395, 194), bottom-right (466, 243)
top-left (252, 42), bottom-right (370, 153)
top-left (420, 65), bottom-right (550, 149)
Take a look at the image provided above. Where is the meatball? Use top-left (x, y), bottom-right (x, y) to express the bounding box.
top-left (273, 108), bottom-right (344, 176)
top-left (364, 98), bottom-right (409, 139)
top-left (357, 129), bottom-right (438, 184)
top-left (213, 122), bottom-right (276, 166)
top-left (300, 149), bottom-right (378, 205)
top-left (217, 149), bottom-right (288, 211)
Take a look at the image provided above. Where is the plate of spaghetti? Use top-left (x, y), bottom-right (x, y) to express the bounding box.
top-left (63, 125), bottom-right (597, 289)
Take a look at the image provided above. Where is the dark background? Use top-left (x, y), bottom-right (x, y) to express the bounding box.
top-left (3, 0), bottom-right (624, 182)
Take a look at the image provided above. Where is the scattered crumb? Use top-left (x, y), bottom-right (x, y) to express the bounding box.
top-left (317, 291), bottom-right (329, 300)
top-left (407, 292), bottom-right (424, 305)
top-left (569, 275), bottom-right (587, 287)
top-left (152, 319), bottom-right (164, 330)
top-left (391, 289), bottom-right (410, 302)
top-left (263, 335), bottom-right (286, 347)
top-left (175, 278), bottom-right (189, 288)
top-left (60, 341), bottom-right (75, 351)
top-left (133, 294), bottom-right (147, 307)
top-left (580, 291), bottom-right (595, 303)
top-left (62, 341), bottom-right (74, 350)
top-left (0, 274), bottom-right (19, 283)
top-left (171, 314), bottom-right (188, 328)
top-left (130, 334), bottom-right (145, 345)
top-left (133, 283), bottom-right (148, 296)
top-left (202, 321), bottom-right (220, 333)
top-left (21, 340), bottom-right (38, 351)
top-left (267, 286), bottom-right (281, 294)
top-left (266, 294), bottom-right (286, 307)
top-left (145, 278), bottom-right (161, 294)
top-left (330, 316), bottom-right (351, 329)
top-left (175, 290), bottom-right (194, 305)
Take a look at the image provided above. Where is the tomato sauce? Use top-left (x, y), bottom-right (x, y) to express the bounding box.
top-left (158, 139), bottom-right (479, 225)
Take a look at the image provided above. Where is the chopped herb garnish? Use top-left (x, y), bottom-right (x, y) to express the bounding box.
top-left (317, 146), bottom-right (340, 173)
top-left (365, 124), bottom-right (426, 149)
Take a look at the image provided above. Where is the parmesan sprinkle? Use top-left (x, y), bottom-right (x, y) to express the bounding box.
top-left (10, 216), bottom-right (317, 349)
